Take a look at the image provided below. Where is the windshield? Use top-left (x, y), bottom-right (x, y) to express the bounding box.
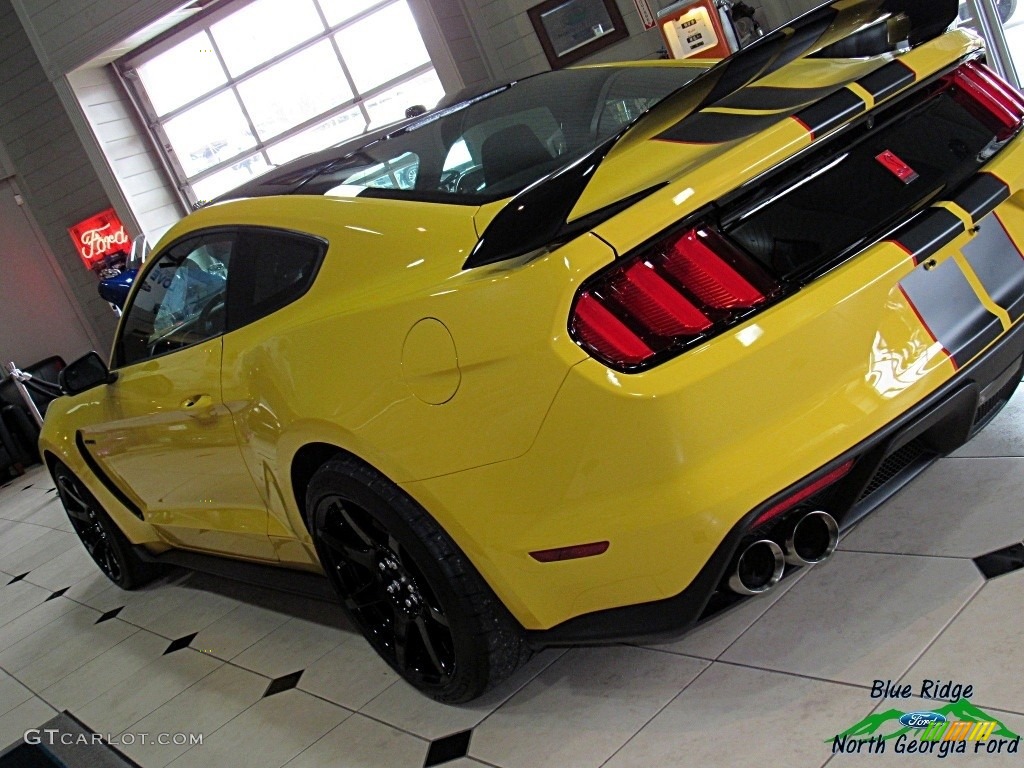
top-left (298, 65), bottom-right (706, 204)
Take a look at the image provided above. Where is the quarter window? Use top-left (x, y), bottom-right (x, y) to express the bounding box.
top-left (228, 230), bottom-right (326, 329)
top-left (116, 235), bottom-right (233, 367)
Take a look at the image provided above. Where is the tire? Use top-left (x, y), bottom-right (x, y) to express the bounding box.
top-left (52, 461), bottom-right (161, 589)
top-left (306, 456), bottom-right (530, 703)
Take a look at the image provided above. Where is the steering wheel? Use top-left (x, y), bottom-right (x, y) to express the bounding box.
top-left (198, 294), bottom-right (226, 335)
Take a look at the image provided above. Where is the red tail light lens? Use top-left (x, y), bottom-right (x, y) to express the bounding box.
top-left (662, 229), bottom-right (766, 309)
top-left (948, 61), bottom-right (1024, 142)
top-left (570, 226), bottom-right (776, 370)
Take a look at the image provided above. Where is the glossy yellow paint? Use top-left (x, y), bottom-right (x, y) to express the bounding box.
top-left (38, 27), bottom-right (1024, 631)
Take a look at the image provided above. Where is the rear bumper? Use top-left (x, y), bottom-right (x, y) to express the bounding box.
top-left (528, 315), bottom-right (1024, 645)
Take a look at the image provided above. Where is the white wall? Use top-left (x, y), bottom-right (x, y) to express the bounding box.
top-left (67, 66), bottom-right (183, 246)
top-left (0, 177), bottom-right (98, 366)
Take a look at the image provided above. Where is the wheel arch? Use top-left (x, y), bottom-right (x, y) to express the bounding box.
top-left (289, 442), bottom-right (353, 530)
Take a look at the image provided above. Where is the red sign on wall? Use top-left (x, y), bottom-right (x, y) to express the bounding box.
top-left (68, 208), bottom-right (129, 268)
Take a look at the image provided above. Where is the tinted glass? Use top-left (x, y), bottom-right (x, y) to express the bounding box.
top-left (301, 65), bottom-right (706, 202)
top-left (228, 230), bottom-right (325, 329)
top-left (116, 235), bottom-right (233, 366)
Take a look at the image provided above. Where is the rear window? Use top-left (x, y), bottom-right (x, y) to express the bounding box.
top-left (299, 65), bottom-right (705, 204)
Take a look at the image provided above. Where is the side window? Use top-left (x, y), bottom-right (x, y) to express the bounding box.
top-left (116, 234), bottom-right (233, 367)
top-left (228, 230), bottom-right (325, 329)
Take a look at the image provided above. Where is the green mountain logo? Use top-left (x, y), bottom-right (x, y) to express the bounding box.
top-left (829, 699), bottom-right (1020, 742)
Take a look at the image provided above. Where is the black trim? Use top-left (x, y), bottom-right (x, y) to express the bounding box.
top-left (890, 207), bottom-right (966, 265)
top-left (133, 546), bottom-right (338, 601)
top-left (528, 315), bottom-right (1024, 646)
top-left (953, 172), bottom-right (1011, 223)
top-left (464, 144), bottom-right (662, 268)
top-left (857, 60), bottom-right (917, 102)
top-left (74, 431), bottom-right (144, 521)
top-left (794, 88), bottom-right (866, 138)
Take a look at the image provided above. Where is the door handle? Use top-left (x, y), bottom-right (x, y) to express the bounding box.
top-left (180, 394), bottom-right (213, 409)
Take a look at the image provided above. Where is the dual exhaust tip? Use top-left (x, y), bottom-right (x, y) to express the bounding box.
top-left (726, 510), bottom-right (839, 596)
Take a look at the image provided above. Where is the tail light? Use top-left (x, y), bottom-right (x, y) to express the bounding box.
top-left (570, 226), bottom-right (778, 370)
top-left (946, 61), bottom-right (1024, 142)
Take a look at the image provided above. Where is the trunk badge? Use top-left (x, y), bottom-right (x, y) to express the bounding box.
top-left (876, 150), bottom-right (919, 184)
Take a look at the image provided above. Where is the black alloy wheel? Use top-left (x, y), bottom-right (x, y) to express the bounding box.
top-left (307, 456), bottom-right (528, 703)
top-left (52, 461), bottom-right (159, 589)
top-left (314, 496), bottom-right (455, 688)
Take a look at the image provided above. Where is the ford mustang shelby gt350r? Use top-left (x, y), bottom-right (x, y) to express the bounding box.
top-left (42, 0), bottom-right (1024, 702)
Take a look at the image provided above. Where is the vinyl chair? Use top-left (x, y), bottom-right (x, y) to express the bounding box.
top-left (0, 355), bottom-right (66, 465)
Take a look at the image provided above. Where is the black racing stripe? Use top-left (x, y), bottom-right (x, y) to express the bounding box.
top-left (891, 208), bottom-right (966, 265)
top-left (901, 257), bottom-right (1003, 369)
top-left (657, 111), bottom-right (788, 144)
top-left (856, 60), bottom-right (916, 102)
top-left (953, 173), bottom-right (1011, 224)
top-left (794, 88), bottom-right (865, 138)
top-left (961, 214), bottom-right (1024, 321)
top-left (715, 85), bottom-right (839, 112)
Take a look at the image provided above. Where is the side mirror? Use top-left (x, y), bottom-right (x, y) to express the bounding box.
top-left (59, 352), bottom-right (117, 396)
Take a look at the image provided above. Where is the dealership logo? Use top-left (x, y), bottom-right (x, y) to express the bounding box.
top-left (829, 699), bottom-right (1020, 758)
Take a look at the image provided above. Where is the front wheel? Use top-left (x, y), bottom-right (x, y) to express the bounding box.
top-left (306, 456), bottom-right (529, 703)
top-left (52, 461), bottom-right (161, 589)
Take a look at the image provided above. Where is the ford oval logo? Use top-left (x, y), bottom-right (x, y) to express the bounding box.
top-left (900, 711), bottom-right (947, 729)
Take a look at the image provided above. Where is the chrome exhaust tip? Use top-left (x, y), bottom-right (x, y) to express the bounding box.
top-left (783, 510), bottom-right (839, 567)
top-left (727, 539), bottom-right (785, 596)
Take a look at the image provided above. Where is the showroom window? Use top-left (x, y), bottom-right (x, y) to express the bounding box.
top-left (119, 0), bottom-right (445, 206)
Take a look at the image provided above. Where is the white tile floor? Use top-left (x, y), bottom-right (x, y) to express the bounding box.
top-left (1, 387), bottom-right (1023, 767)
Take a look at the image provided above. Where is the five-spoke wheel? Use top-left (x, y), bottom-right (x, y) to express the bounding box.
top-left (52, 461), bottom-right (160, 589)
top-left (307, 456), bottom-right (528, 703)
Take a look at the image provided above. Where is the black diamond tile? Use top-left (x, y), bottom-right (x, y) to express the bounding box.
top-left (22, 484), bottom-right (33, 491)
top-left (45, 587), bottom-right (70, 601)
top-left (263, 670), bottom-right (303, 697)
top-left (46, 487), bottom-right (56, 493)
top-left (424, 729), bottom-right (472, 767)
top-left (96, 606), bottom-right (124, 624)
top-left (7, 572), bottom-right (30, 585)
top-left (974, 542), bottom-right (1024, 580)
top-left (163, 632), bottom-right (199, 655)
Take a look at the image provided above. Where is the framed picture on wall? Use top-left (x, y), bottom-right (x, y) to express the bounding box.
top-left (528, 0), bottom-right (630, 69)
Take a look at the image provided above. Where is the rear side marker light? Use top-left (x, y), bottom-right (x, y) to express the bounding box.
top-left (947, 61), bottom-right (1024, 142)
top-left (530, 541), bottom-right (610, 562)
top-left (570, 226), bottom-right (776, 370)
top-left (752, 460), bottom-right (855, 529)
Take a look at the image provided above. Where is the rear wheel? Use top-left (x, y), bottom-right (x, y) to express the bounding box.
top-left (52, 461), bottom-right (160, 589)
top-left (306, 456), bottom-right (529, 703)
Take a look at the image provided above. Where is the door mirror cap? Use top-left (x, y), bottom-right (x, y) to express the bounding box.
top-left (59, 352), bottom-right (118, 396)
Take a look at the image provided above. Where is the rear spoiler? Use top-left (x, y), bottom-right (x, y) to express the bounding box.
top-left (465, 0), bottom-right (959, 269)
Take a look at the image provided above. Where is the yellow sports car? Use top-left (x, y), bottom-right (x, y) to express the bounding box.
top-left (41, 0), bottom-right (1024, 702)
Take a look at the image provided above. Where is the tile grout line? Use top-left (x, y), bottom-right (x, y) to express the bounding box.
top-left (596, 657), bottom-right (715, 768)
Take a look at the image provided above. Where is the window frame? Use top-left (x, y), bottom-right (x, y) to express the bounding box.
top-left (117, 0), bottom-right (441, 207)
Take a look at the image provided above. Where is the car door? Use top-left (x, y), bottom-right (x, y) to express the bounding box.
top-left (80, 230), bottom-right (277, 561)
